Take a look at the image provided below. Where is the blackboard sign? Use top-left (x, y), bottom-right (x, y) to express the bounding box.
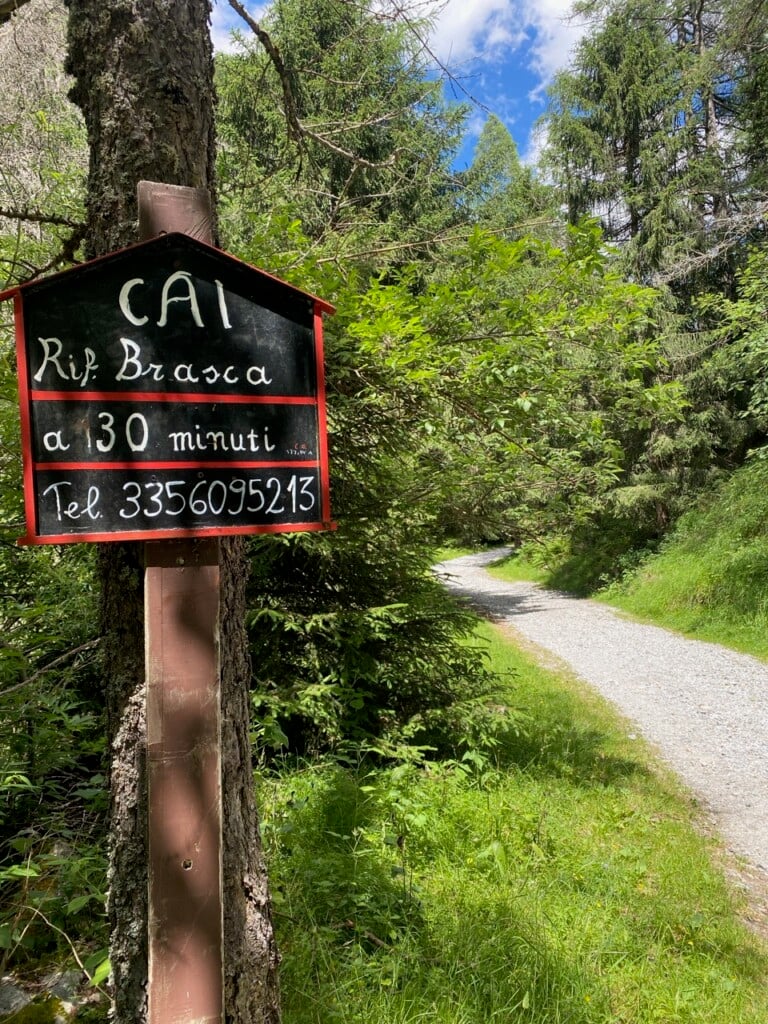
top-left (1, 232), bottom-right (335, 543)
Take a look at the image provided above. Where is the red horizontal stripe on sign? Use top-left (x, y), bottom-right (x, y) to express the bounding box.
top-left (29, 387), bottom-right (319, 403)
top-left (20, 519), bottom-right (338, 546)
top-left (35, 460), bottom-right (321, 472)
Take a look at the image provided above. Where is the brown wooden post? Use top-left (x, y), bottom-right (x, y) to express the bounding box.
top-left (141, 183), bottom-right (223, 1024)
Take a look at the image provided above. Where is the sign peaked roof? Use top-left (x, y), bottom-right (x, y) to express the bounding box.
top-left (0, 231), bottom-right (336, 315)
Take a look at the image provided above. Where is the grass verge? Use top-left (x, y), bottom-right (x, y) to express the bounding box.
top-left (595, 460), bottom-right (768, 660)
top-left (487, 458), bottom-right (768, 661)
top-left (261, 622), bottom-right (768, 1023)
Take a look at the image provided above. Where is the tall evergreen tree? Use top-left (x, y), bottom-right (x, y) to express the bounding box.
top-left (460, 115), bottom-right (554, 235)
top-left (0, 0), bottom-right (84, 282)
top-left (540, 0), bottom-right (763, 576)
top-left (213, 1), bottom-right (492, 760)
top-left (726, 0), bottom-right (768, 198)
top-left (217, 0), bottom-right (466, 273)
top-left (544, 0), bottom-right (737, 289)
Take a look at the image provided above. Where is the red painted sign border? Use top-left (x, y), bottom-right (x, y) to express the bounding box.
top-left (3, 234), bottom-right (336, 544)
top-left (20, 518), bottom-right (333, 547)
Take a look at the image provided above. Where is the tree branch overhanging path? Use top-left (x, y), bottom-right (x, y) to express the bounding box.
top-left (435, 550), bottom-right (768, 876)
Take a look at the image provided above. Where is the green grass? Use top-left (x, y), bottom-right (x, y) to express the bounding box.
top-left (488, 549), bottom-right (549, 585)
top-left (261, 623), bottom-right (768, 1023)
top-left (597, 460), bottom-right (768, 660)
top-left (487, 459), bottom-right (768, 661)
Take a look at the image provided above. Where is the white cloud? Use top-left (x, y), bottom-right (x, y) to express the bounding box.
top-left (427, 0), bottom-right (584, 89)
top-left (428, 0), bottom-right (527, 65)
top-left (211, 1), bottom-right (269, 54)
top-left (212, 1), bottom-right (584, 98)
top-left (424, 0), bottom-right (587, 165)
top-left (521, 0), bottom-right (585, 95)
top-left (522, 120), bottom-right (549, 168)
top-left (464, 108), bottom-right (487, 142)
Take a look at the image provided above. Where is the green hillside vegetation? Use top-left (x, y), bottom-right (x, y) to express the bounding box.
top-left (601, 459), bottom-right (768, 660)
top-left (491, 457), bottom-right (768, 661)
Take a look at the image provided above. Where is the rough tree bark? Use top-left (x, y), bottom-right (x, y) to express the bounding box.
top-left (64, 3), bottom-right (280, 1021)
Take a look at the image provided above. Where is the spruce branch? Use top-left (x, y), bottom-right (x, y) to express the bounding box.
top-left (226, 0), bottom-right (301, 141)
top-left (226, 0), bottom-right (401, 170)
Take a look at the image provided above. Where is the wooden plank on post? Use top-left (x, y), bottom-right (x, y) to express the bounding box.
top-left (138, 180), bottom-right (214, 242)
top-left (141, 182), bottom-right (223, 1024)
top-left (146, 539), bottom-right (222, 1024)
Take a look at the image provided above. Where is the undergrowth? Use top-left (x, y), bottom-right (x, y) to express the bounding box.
top-left (598, 458), bottom-right (768, 660)
top-left (4, 568), bottom-right (768, 1021)
top-left (261, 622), bottom-right (768, 1023)
top-left (488, 457), bottom-right (768, 661)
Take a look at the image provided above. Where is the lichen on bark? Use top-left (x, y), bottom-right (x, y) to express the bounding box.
top-left (65, 0), bottom-right (217, 255)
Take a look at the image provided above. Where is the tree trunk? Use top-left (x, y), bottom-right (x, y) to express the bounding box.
top-left (693, 2), bottom-right (725, 221)
top-left (64, 3), bottom-right (280, 1021)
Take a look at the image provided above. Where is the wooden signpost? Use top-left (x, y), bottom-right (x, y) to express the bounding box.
top-left (0, 181), bottom-right (335, 1023)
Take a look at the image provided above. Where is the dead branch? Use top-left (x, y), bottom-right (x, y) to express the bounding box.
top-left (653, 201), bottom-right (768, 285)
top-left (0, 206), bottom-right (84, 230)
top-left (0, 638), bottom-right (100, 698)
top-left (311, 215), bottom-right (557, 265)
top-left (227, 0), bottom-right (301, 140)
top-left (384, 0), bottom-right (492, 114)
top-left (301, 124), bottom-right (400, 168)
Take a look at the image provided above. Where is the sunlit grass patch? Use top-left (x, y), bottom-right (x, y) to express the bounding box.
top-left (598, 460), bottom-right (768, 660)
top-left (260, 622), bottom-right (768, 1023)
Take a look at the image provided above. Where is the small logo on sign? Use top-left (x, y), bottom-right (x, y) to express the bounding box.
top-left (287, 441), bottom-right (314, 457)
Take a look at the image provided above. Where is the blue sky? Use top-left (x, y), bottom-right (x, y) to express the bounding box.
top-left (211, 0), bottom-right (586, 170)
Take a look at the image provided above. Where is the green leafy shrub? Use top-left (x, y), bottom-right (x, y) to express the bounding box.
top-left (248, 530), bottom-right (493, 756)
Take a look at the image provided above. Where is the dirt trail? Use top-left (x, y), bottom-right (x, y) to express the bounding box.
top-left (435, 549), bottom-right (768, 881)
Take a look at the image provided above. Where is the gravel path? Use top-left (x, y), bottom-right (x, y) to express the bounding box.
top-left (435, 549), bottom-right (768, 873)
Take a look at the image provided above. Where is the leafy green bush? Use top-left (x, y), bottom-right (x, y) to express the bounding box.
top-left (1, 318), bottom-right (106, 975)
top-left (247, 530), bottom-right (493, 757)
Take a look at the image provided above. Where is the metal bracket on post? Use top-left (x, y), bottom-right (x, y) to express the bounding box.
top-left (141, 182), bottom-right (224, 1024)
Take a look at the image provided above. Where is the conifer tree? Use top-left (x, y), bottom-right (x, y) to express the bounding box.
top-left (217, 0), bottom-right (466, 271)
top-left (460, 115), bottom-right (553, 235)
top-left (545, 0), bottom-right (736, 289)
